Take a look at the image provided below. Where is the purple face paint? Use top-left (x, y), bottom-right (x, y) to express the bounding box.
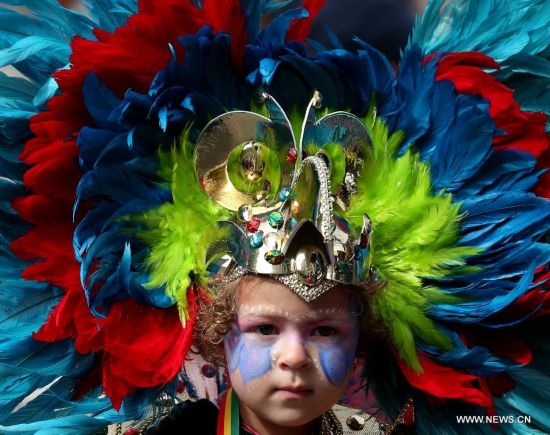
top-left (225, 323), bottom-right (273, 384)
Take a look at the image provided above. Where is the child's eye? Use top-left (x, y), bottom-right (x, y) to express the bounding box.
top-left (256, 324), bottom-right (277, 335)
top-left (312, 326), bottom-right (338, 337)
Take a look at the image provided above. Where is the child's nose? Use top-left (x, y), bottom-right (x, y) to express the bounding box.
top-left (276, 337), bottom-right (311, 370)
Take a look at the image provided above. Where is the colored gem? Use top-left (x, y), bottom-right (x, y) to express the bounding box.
top-left (359, 232), bottom-right (370, 248)
top-left (286, 147), bottom-right (297, 163)
top-left (201, 363), bottom-right (218, 378)
top-left (369, 267), bottom-right (380, 282)
top-left (278, 187), bottom-right (291, 202)
top-left (250, 232), bottom-right (264, 249)
top-left (290, 217), bottom-right (297, 229)
top-left (246, 217), bottom-right (261, 233)
top-left (268, 211), bottom-right (284, 229)
top-left (265, 250), bottom-right (285, 265)
top-left (337, 261), bottom-right (351, 274)
top-left (238, 204), bottom-right (253, 222)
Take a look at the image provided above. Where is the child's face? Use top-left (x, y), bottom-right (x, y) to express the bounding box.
top-left (224, 276), bottom-right (359, 429)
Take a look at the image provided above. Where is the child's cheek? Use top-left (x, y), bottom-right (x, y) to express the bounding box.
top-left (316, 329), bottom-right (359, 386)
top-left (225, 325), bottom-right (273, 384)
top-left (318, 344), bottom-right (355, 386)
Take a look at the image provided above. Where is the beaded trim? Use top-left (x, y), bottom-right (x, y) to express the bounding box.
top-left (214, 265), bottom-right (249, 287)
top-left (288, 155), bottom-right (334, 243)
top-left (321, 409), bottom-right (343, 435)
top-left (274, 273), bottom-right (336, 302)
top-left (212, 266), bottom-right (337, 302)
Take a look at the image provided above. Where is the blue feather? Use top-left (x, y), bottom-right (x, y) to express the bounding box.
top-left (496, 368), bottom-right (550, 430)
top-left (418, 332), bottom-right (521, 377)
top-left (239, 0), bottom-right (293, 42)
top-left (431, 263), bottom-right (536, 322)
top-left (82, 72), bottom-right (124, 130)
top-left (411, 0), bottom-right (550, 62)
top-left (411, 0), bottom-right (550, 124)
top-left (460, 193), bottom-right (550, 248)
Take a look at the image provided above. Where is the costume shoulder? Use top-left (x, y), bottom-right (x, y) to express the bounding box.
top-left (332, 404), bottom-right (414, 434)
top-left (107, 399), bottom-right (218, 435)
top-left (332, 404), bottom-right (381, 434)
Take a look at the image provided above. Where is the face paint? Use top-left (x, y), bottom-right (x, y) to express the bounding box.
top-left (225, 306), bottom-right (359, 386)
top-left (318, 296), bottom-right (360, 385)
top-left (225, 323), bottom-right (273, 383)
top-left (318, 328), bottom-right (358, 386)
top-left (226, 278), bottom-right (362, 431)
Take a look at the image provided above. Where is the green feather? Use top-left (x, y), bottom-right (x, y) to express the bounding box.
top-left (133, 128), bottom-right (231, 322)
top-left (344, 105), bottom-right (481, 371)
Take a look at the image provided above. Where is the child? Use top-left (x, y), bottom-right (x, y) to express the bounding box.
top-left (145, 275), bottom-right (388, 434)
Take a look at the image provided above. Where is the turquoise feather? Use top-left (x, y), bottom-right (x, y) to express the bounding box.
top-left (412, 0), bottom-right (550, 130)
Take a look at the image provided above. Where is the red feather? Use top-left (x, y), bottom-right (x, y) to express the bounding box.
top-left (10, 0), bottom-right (234, 409)
top-left (286, 0), bottom-right (326, 42)
top-left (535, 137), bottom-right (550, 199)
top-left (436, 52), bottom-right (549, 157)
top-left (201, 0), bottom-right (247, 67)
top-left (396, 351), bottom-right (494, 409)
top-left (436, 52), bottom-right (550, 198)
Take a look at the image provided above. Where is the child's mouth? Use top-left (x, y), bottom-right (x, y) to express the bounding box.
top-left (275, 386), bottom-right (314, 399)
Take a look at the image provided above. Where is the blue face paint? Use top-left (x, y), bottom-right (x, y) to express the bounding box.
top-left (318, 297), bottom-right (360, 386)
top-left (318, 336), bottom-right (357, 386)
top-left (225, 301), bottom-right (360, 386)
top-left (225, 323), bottom-right (273, 384)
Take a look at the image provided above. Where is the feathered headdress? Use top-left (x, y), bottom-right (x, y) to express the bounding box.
top-left (0, 0), bottom-right (549, 433)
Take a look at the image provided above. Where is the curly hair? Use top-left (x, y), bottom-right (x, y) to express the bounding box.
top-left (193, 275), bottom-right (386, 367)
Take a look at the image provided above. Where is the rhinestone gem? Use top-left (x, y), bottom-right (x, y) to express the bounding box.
top-left (346, 414), bottom-right (366, 431)
top-left (249, 231), bottom-right (264, 248)
top-left (238, 204), bottom-right (253, 222)
top-left (336, 261), bottom-right (351, 274)
top-left (246, 217), bottom-right (261, 233)
top-left (265, 250), bottom-right (285, 265)
top-left (268, 211), bottom-right (284, 229)
top-left (278, 187), bottom-right (291, 202)
top-left (201, 363), bottom-right (218, 378)
top-left (286, 147), bottom-right (297, 163)
top-left (289, 217), bottom-right (298, 229)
